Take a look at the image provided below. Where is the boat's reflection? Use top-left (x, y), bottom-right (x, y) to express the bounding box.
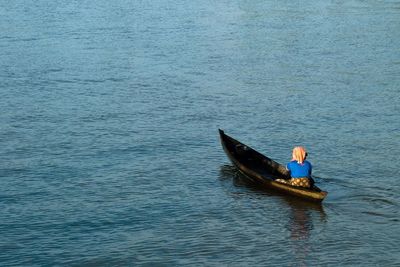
top-left (219, 164), bottom-right (327, 266)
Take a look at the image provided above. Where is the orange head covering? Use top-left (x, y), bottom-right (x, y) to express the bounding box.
top-left (292, 146), bottom-right (307, 164)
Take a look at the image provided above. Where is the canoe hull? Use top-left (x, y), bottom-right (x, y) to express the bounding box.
top-left (219, 129), bottom-right (328, 202)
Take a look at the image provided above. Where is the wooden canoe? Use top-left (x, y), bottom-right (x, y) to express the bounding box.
top-left (219, 129), bottom-right (328, 202)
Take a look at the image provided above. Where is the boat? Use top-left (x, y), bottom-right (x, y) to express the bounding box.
top-left (219, 129), bottom-right (328, 202)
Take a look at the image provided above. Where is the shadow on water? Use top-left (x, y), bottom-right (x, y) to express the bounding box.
top-left (219, 164), bottom-right (327, 265)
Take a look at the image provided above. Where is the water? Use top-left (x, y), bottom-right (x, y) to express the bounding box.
top-left (1, 0), bottom-right (399, 266)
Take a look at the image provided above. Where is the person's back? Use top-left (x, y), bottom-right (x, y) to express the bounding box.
top-left (287, 159), bottom-right (312, 178)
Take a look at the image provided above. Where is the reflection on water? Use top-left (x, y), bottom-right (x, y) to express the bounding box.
top-left (284, 197), bottom-right (326, 267)
top-left (288, 205), bottom-right (312, 266)
top-left (219, 164), bottom-right (327, 266)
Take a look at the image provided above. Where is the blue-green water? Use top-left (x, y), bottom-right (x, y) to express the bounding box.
top-left (1, 0), bottom-right (399, 266)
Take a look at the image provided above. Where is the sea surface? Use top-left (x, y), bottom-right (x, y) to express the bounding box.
top-left (1, 0), bottom-right (400, 266)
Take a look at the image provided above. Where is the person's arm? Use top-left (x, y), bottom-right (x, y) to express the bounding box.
top-left (286, 162), bottom-right (292, 179)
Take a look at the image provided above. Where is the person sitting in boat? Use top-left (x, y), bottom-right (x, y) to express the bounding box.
top-left (278, 146), bottom-right (314, 188)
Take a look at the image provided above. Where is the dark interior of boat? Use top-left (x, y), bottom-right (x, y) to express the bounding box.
top-left (224, 136), bottom-right (291, 181)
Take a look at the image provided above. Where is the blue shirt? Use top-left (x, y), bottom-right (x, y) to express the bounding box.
top-left (286, 160), bottom-right (312, 178)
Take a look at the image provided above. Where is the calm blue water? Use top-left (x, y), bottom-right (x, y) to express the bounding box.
top-left (1, 0), bottom-right (399, 266)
